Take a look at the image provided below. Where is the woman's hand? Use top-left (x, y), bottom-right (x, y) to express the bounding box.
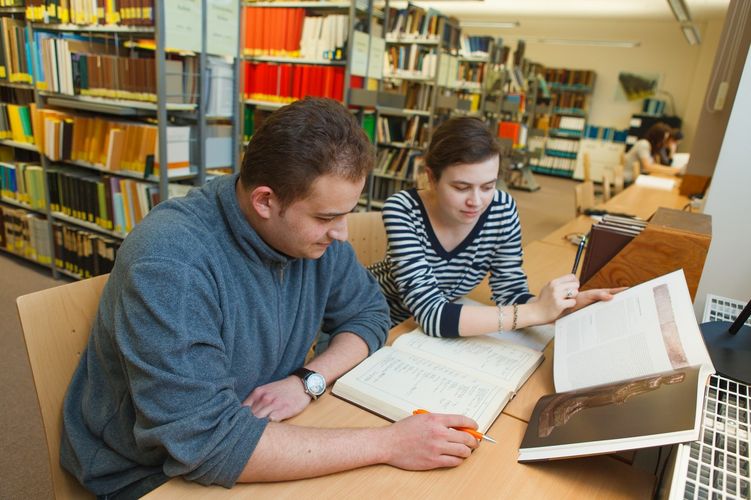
top-left (567, 287), bottom-right (626, 315)
top-left (531, 275), bottom-right (625, 324)
top-left (531, 274), bottom-right (580, 324)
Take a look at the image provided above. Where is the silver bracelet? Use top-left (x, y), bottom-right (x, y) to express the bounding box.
top-left (497, 304), bottom-right (504, 333)
top-left (512, 303), bottom-right (519, 331)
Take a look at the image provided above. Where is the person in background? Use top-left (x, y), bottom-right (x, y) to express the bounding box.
top-left (60, 98), bottom-right (480, 499)
top-left (658, 128), bottom-right (684, 166)
top-left (623, 122), bottom-right (684, 182)
top-left (368, 117), bottom-right (619, 339)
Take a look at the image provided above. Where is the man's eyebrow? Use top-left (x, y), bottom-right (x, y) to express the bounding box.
top-left (316, 203), bottom-right (359, 218)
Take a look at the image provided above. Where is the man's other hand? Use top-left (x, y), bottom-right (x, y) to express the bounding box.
top-left (243, 376), bottom-right (312, 422)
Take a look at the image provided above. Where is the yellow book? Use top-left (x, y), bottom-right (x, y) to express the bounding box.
top-left (7, 104), bottom-right (24, 143)
top-left (119, 179), bottom-right (132, 233)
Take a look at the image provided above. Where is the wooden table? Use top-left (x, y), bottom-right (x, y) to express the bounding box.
top-left (147, 321), bottom-right (653, 500)
top-left (146, 181), bottom-right (691, 499)
top-left (603, 181), bottom-right (689, 219)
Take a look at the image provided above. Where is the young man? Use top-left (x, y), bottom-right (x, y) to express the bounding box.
top-left (61, 98), bottom-right (479, 498)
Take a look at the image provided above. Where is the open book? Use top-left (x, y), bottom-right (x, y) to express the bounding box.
top-left (332, 329), bottom-right (544, 433)
top-left (518, 270), bottom-right (714, 461)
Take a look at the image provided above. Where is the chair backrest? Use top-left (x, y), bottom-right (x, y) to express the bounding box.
top-left (630, 160), bottom-right (641, 183)
top-left (582, 152), bottom-right (592, 182)
top-left (346, 212), bottom-right (387, 267)
top-left (574, 181), bottom-right (596, 216)
top-left (17, 274), bottom-right (108, 499)
top-left (613, 164), bottom-right (625, 193)
top-left (601, 169), bottom-right (613, 202)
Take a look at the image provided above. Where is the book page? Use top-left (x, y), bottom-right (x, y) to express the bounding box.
top-left (554, 270), bottom-right (712, 393)
top-left (393, 329), bottom-right (543, 392)
top-left (332, 347), bottom-right (511, 432)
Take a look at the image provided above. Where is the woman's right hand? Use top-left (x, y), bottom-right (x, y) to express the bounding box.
top-left (531, 274), bottom-right (580, 324)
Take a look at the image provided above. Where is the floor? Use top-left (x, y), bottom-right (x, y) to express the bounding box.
top-left (0, 172), bottom-right (576, 499)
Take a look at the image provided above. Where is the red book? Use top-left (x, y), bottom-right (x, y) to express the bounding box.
top-left (323, 66), bottom-right (334, 99)
top-left (333, 67), bottom-right (345, 101)
top-left (292, 65), bottom-right (303, 99)
top-left (498, 121), bottom-right (520, 144)
top-left (300, 65), bottom-right (310, 98)
top-left (279, 64), bottom-right (292, 99)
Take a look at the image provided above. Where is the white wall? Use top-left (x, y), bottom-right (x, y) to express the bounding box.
top-left (463, 16), bottom-right (726, 153)
top-left (693, 48), bottom-right (751, 319)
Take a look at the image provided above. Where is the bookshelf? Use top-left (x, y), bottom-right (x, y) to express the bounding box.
top-left (362, 1), bottom-right (463, 209)
top-left (529, 67), bottom-right (596, 178)
top-left (0, 1), bottom-right (240, 279)
top-left (0, 4), bottom-right (52, 270)
top-left (240, 0), bottom-right (375, 148)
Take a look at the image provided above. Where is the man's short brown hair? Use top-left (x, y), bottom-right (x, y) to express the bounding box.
top-left (240, 98), bottom-right (374, 207)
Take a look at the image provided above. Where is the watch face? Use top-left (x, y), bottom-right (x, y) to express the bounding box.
top-left (306, 373), bottom-right (326, 396)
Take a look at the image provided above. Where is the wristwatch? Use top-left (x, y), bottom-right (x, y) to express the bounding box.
top-left (293, 367), bottom-right (326, 400)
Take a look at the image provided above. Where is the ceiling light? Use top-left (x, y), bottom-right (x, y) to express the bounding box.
top-left (536, 38), bottom-right (641, 48)
top-left (459, 21), bottom-right (520, 29)
top-left (667, 0), bottom-right (692, 23)
top-left (681, 24), bottom-right (702, 45)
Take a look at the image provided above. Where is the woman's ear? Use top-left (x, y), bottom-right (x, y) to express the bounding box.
top-left (425, 166), bottom-right (437, 187)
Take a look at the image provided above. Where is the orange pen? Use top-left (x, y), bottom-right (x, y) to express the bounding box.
top-left (412, 409), bottom-right (497, 444)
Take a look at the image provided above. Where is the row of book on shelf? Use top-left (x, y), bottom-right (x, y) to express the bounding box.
top-left (384, 4), bottom-right (459, 47)
top-left (0, 161), bottom-right (162, 235)
top-left (243, 7), bottom-right (348, 61)
top-left (376, 115), bottom-right (426, 146)
top-left (244, 62), bottom-right (347, 103)
top-left (5, 99), bottom-right (234, 170)
top-left (544, 68), bottom-right (596, 88)
top-left (374, 146), bottom-right (423, 182)
top-left (25, 0), bottom-right (155, 26)
top-left (0, 204), bottom-right (119, 278)
top-left (384, 44), bottom-right (437, 79)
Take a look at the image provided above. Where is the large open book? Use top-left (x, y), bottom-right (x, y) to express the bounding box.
top-left (518, 270), bottom-right (714, 461)
top-left (332, 329), bottom-right (544, 433)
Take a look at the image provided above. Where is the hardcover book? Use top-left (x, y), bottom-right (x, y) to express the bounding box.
top-left (332, 328), bottom-right (544, 433)
top-left (518, 270), bottom-right (714, 461)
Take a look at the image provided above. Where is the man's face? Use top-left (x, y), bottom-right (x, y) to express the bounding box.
top-left (267, 173), bottom-right (366, 259)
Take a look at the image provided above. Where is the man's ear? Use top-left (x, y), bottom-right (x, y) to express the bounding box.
top-left (249, 186), bottom-right (276, 219)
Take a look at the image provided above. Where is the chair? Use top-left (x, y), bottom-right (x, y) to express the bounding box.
top-left (601, 169), bottom-right (613, 202)
top-left (612, 164), bottom-right (625, 194)
top-left (346, 211), bottom-right (387, 268)
top-left (17, 274), bottom-right (108, 499)
top-left (574, 181), bottom-right (596, 216)
top-left (630, 160), bottom-right (641, 183)
top-left (582, 152), bottom-right (592, 182)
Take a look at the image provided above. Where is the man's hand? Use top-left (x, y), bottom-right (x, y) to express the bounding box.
top-left (243, 376), bottom-right (311, 422)
top-left (380, 412), bottom-right (480, 470)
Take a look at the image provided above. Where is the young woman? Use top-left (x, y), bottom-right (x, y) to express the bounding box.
top-left (623, 122), bottom-right (683, 182)
top-left (368, 117), bottom-right (616, 338)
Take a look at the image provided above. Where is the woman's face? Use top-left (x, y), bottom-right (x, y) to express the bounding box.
top-left (429, 155), bottom-right (499, 225)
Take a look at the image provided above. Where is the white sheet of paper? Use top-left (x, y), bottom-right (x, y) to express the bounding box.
top-left (553, 270), bottom-right (712, 393)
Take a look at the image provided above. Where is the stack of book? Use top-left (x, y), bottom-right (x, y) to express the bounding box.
top-left (580, 214), bottom-right (648, 285)
top-left (0, 205), bottom-right (52, 265)
top-left (0, 17), bottom-right (32, 84)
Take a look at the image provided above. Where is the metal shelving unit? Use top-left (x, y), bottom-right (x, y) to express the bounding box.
top-left (0, 2), bottom-right (241, 279)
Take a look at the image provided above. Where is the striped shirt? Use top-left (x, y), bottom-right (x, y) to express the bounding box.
top-left (368, 188), bottom-right (533, 338)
